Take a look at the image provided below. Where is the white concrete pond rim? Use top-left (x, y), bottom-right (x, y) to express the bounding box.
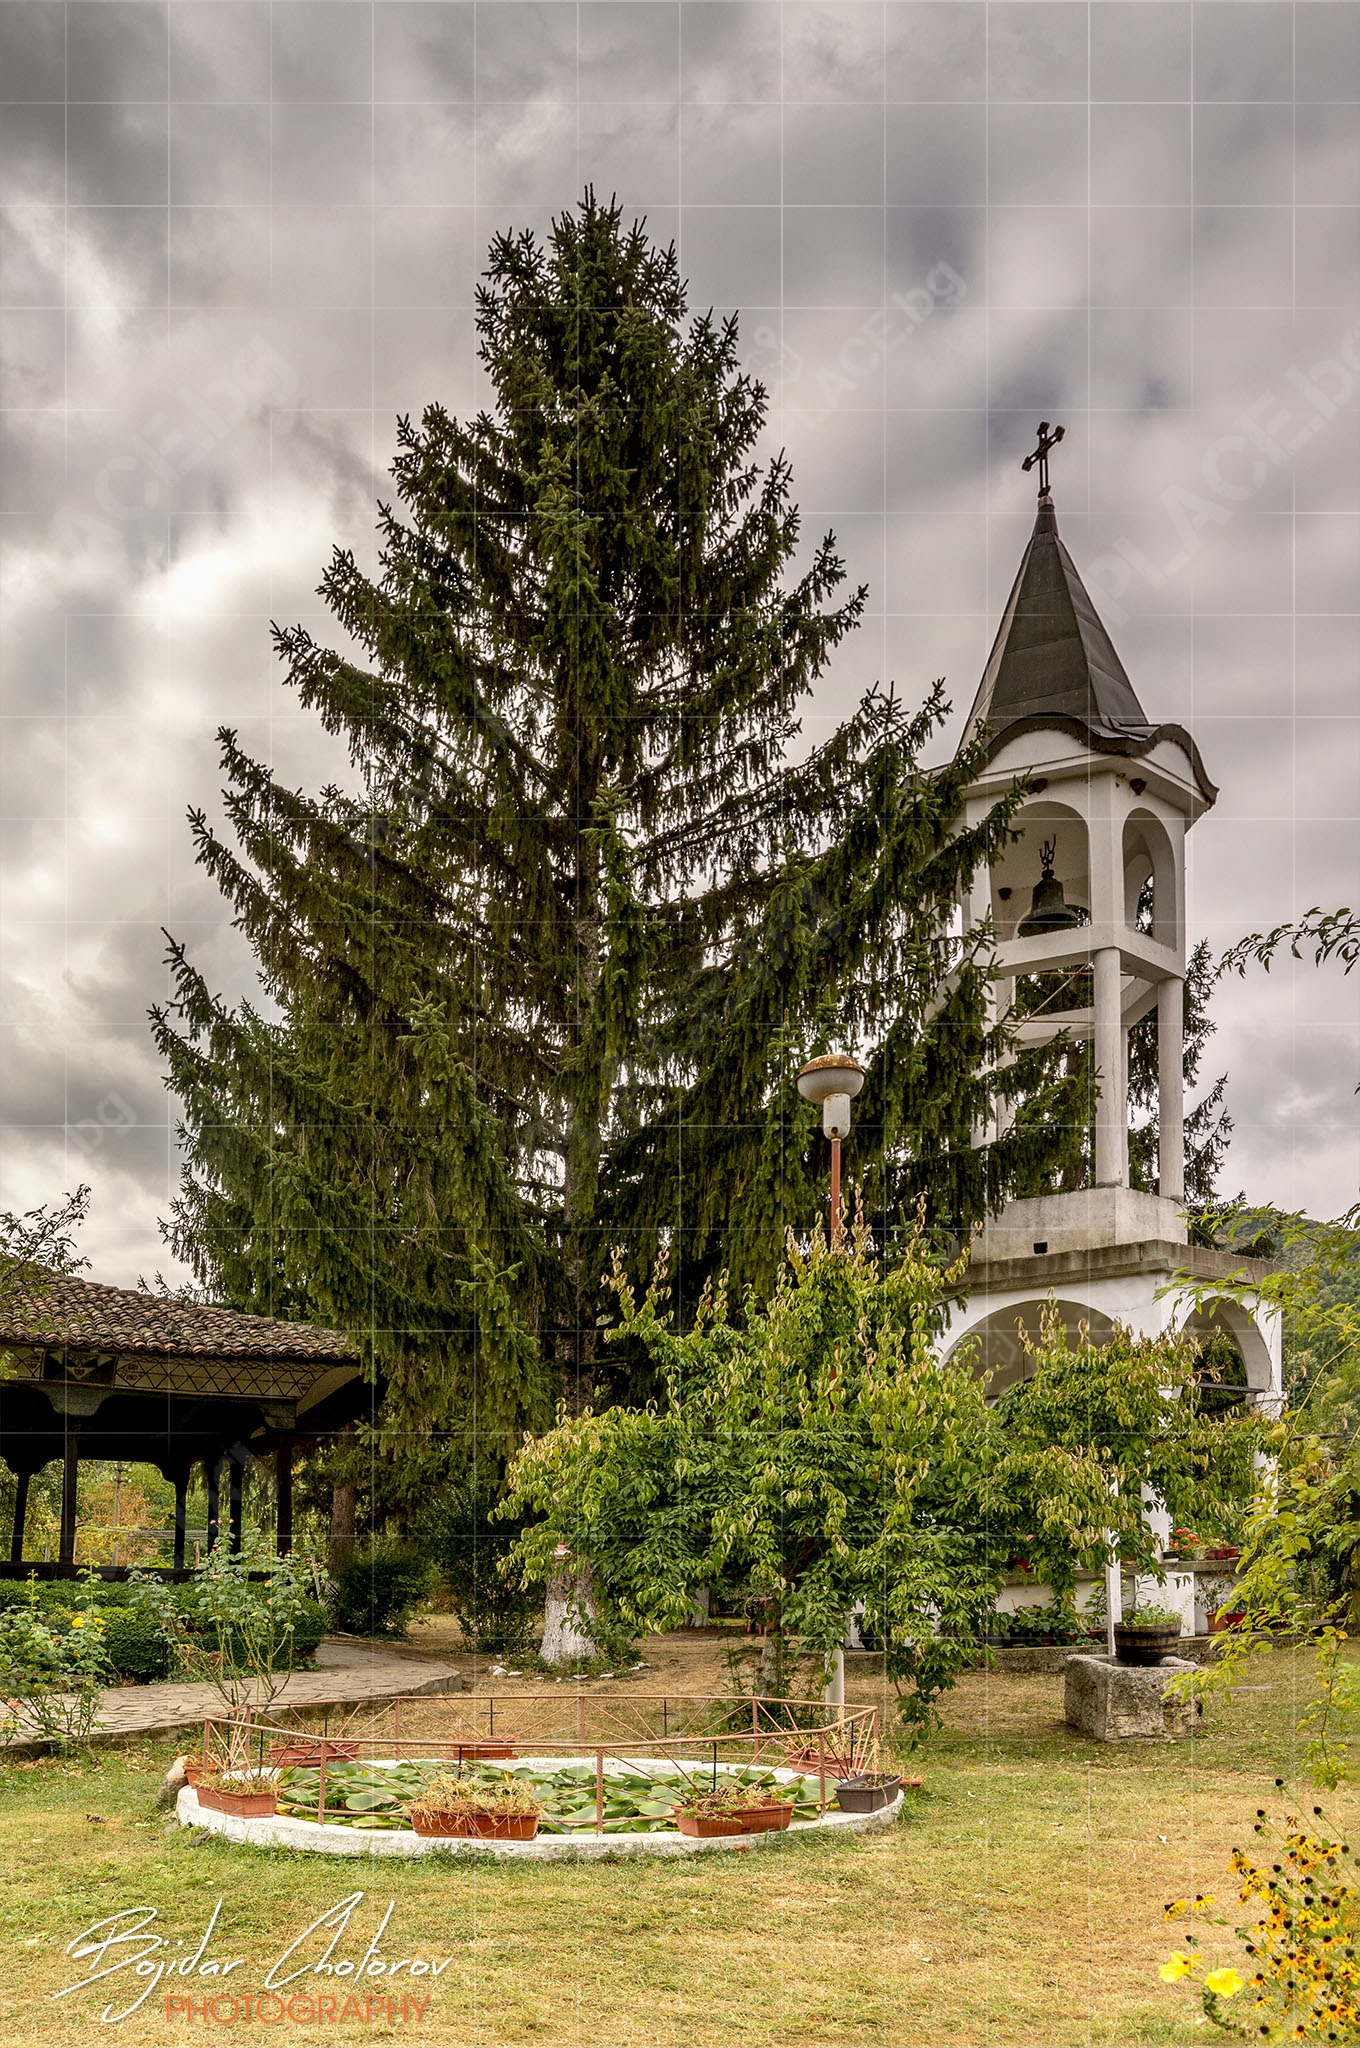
top-left (177, 1757), bottom-right (905, 1861)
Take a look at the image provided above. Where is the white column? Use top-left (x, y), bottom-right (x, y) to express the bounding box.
top-left (990, 973), bottom-right (1015, 1144)
top-left (1157, 974), bottom-right (1185, 1201)
top-left (1093, 946), bottom-right (1125, 1187)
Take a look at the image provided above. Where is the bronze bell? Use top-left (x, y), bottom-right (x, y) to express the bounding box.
top-left (1017, 837), bottom-right (1085, 937)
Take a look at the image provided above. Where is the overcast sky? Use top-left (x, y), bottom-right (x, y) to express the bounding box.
top-left (1, 0), bottom-right (1358, 1284)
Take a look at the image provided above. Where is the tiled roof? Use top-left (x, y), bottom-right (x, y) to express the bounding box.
top-left (0, 1271), bottom-right (356, 1363)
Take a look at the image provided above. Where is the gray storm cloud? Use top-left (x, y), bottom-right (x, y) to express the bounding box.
top-left (0, 0), bottom-right (1357, 1280)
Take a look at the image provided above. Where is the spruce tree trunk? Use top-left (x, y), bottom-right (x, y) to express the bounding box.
top-left (559, 868), bottom-right (602, 1419)
top-left (328, 1483), bottom-right (357, 1575)
top-left (540, 1567), bottom-right (596, 1665)
top-left (543, 881), bottom-right (603, 1659)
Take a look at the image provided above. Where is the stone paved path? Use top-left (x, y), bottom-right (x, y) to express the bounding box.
top-left (12, 1638), bottom-right (462, 1753)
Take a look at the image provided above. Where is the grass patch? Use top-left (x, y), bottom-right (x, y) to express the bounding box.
top-left (0, 1645), bottom-right (1353, 2046)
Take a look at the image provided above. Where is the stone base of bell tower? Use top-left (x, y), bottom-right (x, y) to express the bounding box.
top-left (944, 1225), bottom-right (1283, 1412)
top-left (974, 1187), bottom-right (1186, 1264)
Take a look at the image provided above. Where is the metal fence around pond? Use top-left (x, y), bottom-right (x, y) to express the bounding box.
top-left (197, 1695), bottom-right (881, 1835)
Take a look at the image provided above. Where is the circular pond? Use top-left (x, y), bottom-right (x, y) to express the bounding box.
top-left (178, 1756), bottom-right (905, 1860)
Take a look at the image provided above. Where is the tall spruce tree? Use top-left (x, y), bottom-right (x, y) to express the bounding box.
top-left (153, 196), bottom-right (1070, 1465)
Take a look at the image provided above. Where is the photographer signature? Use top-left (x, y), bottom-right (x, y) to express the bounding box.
top-left (55, 1892), bottom-right (451, 2023)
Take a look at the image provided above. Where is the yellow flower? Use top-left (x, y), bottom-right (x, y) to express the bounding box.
top-left (1165, 1900), bottom-right (1189, 1921)
top-left (70, 1616), bottom-right (83, 1629)
top-left (1160, 1953), bottom-right (1197, 1982)
top-left (1204, 1969), bottom-right (1244, 1998)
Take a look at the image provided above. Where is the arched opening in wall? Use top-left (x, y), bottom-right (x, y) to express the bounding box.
top-left (1122, 811), bottom-right (1181, 1194)
top-left (1123, 810), bottom-right (1178, 949)
top-left (991, 801), bottom-right (1097, 1194)
top-left (991, 800), bottom-right (1091, 943)
top-left (1177, 1298), bottom-right (1273, 1407)
top-left (947, 1298), bottom-right (1117, 1398)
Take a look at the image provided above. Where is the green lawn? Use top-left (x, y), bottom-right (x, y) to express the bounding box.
top-left (0, 1645), bottom-right (1352, 2048)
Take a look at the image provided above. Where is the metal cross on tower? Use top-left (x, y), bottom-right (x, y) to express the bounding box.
top-left (1021, 419), bottom-right (1065, 495)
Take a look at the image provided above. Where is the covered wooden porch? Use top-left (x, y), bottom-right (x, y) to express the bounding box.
top-left (0, 1273), bottom-right (364, 1575)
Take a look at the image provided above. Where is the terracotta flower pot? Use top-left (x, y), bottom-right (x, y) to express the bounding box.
top-left (183, 1761), bottom-right (205, 1788)
top-left (783, 1743), bottom-right (856, 1775)
top-left (269, 1740), bottom-right (359, 1768)
top-left (410, 1809), bottom-right (539, 1840)
top-left (468, 1811), bottom-right (539, 1841)
top-left (197, 1786), bottom-right (278, 1818)
top-left (676, 1811), bottom-right (744, 1838)
top-left (735, 1801), bottom-right (794, 1834)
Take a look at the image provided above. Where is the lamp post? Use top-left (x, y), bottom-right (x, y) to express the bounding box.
top-left (797, 1053), bottom-right (866, 1244)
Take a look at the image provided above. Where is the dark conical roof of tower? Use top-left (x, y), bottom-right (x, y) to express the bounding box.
top-left (965, 494), bottom-right (1147, 736)
top-left (960, 492), bottom-right (1216, 800)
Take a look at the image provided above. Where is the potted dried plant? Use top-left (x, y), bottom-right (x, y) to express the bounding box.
top-left (1113, 1603), bottom-right (1183, 1666)
top-left (407, 1772), bottom-right (543, 1841)
top-left (195, 1769), bottom-right (278, 1818)
top-left (673, 1781), bottom-right (794, 1837)
top-left (671, 1786), bottom-right (745, 1839)
top-left (732, 1785), bottom-right (795, 1834)
top-left (834, 1771), bottom-right (903, 1814)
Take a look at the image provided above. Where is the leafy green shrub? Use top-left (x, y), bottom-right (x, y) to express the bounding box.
top-left (290, 1597), bottom-right (327, 1661)
top-left (0, 1598), bottom-right (108, 1746)
top-left (97, 1603), bottom-right (169, 1682)
top-left (329, 1538), bottom-right (431, 1639)
top-left (1121, 1604), bottom-right (1182, 1628)
top-left (987, 1602), bottom-right (1090, 1646)
top-left (132, 1533), bottom-right (320, 1711)
top-left (421, 1484), bottom-right (543, 1653)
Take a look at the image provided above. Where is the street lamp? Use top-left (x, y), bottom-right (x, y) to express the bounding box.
top-left (796, 1052), bottom-right (866, 1244)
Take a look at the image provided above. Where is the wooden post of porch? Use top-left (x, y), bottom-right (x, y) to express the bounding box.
top-left (59, 1429), bottom-right (79, 1566)
top-left (173, 1472), bottom-right (188, 1571)
top-left (276, 1436), bottom-right (294, 1557)
top-left (228, 1453), bottom-right (243, 1555)
top-left (10, 1472), bottom-right (29, 1564)
top-left (206, 1454), bottom-right (222, 1553)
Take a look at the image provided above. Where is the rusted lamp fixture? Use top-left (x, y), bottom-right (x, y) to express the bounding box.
top-left (796, 1053), bottom-right (866, 1244)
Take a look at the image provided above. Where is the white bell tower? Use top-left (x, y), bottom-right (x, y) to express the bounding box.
top-left (944, 428), bottom-right (1282, 1435)
top-left (956, 474), bottom-right (1215, 1259)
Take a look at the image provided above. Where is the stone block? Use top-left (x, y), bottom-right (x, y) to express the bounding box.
top-left (1064, 1652), bottom-right (1199, 1741)
top-left (158, 1755), bottom-right (189, 1807)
